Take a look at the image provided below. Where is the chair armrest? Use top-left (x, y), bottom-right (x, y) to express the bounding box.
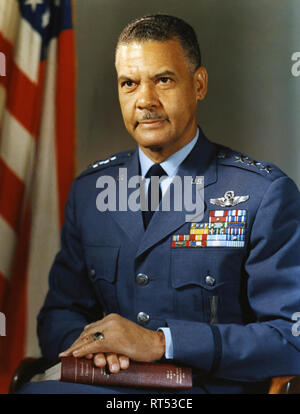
top-left (9, 357), bottom-right (57, 394)
top-left (269, 376), bottom-right (300, 394)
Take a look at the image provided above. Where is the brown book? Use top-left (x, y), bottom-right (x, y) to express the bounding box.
top-left (32, 356), bottom-right (192, 390)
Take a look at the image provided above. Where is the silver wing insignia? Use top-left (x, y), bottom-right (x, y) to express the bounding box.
top-left (210, 191), bottom-right (249, 207)
top-left (231, 195), bottom-right (249, 206)
top-left (209, 197), bottom-right (227, 207)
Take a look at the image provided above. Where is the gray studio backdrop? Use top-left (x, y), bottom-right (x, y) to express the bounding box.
top-left (74, 0), bottom-right (300, 187)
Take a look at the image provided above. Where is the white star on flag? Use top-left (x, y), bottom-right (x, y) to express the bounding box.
top-left (25, 0), bottom-right (44, 12)
top-left (42, 8), bottom-right (50, 28)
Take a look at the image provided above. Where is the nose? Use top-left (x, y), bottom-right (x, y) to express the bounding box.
top-left (136, 82), bottom-right (159, 110)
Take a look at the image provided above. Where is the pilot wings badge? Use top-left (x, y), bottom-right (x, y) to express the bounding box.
top-left (210, 191), bottom-right (249, 207)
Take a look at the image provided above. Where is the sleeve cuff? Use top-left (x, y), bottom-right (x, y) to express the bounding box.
top-left (165, 319), bottom-right (219, 373)
top-left (158, 327), bottom-right (174, 359)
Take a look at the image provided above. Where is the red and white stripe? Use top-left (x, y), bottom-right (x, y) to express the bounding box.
top-left (0, 0), bottom-right (75, 392)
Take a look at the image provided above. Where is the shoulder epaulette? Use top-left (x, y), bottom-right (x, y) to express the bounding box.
top-left (78, 149), bottom-right (135, 179)
top-left (215, 144), bottom-right (284, 180)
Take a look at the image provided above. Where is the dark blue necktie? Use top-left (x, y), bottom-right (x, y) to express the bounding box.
top-left (143, 163), bottom-right (166, 229)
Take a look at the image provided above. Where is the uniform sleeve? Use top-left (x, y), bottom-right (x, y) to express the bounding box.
top-left (167, 176), bottom-right (300, 381)
top-left (37, 180), bottom-right (102, 361)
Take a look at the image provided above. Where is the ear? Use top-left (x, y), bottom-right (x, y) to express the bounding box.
top-left (194, 66), bottom-right (208, 101)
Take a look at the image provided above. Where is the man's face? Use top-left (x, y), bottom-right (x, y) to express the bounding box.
top-left (115, 39), bottom-right (207, 160)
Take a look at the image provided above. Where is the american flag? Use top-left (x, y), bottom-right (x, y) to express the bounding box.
top-left (0, 0), bottom-right (76, 392)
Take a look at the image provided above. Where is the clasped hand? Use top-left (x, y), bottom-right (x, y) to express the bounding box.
top-left (59, 313), bottom-right (165, 374)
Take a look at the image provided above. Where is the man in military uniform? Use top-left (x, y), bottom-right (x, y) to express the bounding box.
top-left (20, 14), bottom-right (300, 394)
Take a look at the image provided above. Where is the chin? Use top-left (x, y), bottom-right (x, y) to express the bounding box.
top-left (138, 138), bottom-right (171, 153)
top-left (134, 131), bottom-right (173, 149)
top-left (143, 144), bottom-right (163, 152)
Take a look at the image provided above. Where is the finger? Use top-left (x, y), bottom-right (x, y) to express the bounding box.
top-left (68, 326), bottom-right (107, 355)
top-left (83, 316), bottom-right (109, 331)
top-left (85, 353), bottom-right (94, 359)
top-left (93, 353), bottom-right (107, 368)
top-left (59, 334), bottom-right (91, 357)
top-left (118, 355), bottom-right (130, 370)
top-left (106, 353), bottom-right (120, 374)
top-left (72, 338), bottom-right (106, 357)
top-left (83, 320), bottom-right (106, 336)
top-left (65, 326), bottom-right (105, 355)
top-left (84, 321), bottom-right (97, 331)
top-left (59, 333), bottom-right (87, 357)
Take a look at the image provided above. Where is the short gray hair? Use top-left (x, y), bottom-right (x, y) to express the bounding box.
top-left (116, 14), bottom-right (202, 72)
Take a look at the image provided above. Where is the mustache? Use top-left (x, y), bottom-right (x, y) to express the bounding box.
top-left (136, 112), bottom-right (168, 122)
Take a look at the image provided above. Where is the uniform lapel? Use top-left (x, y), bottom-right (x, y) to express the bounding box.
top-left (136, 132), bottom-right (218, 258)
top-left (111, 149), bottom-right (145, 244)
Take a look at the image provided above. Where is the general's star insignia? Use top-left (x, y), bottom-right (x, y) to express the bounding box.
top-left (210, 191), bottom-right (250, 207)
top-left (261, 165), bottom-right (273, 173)
top-left (234, 155), bottom-right (248, 163)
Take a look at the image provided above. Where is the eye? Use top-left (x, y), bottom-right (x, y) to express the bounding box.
top-left (121, 80), bottom-right (135, 88)
top-left (159, 77), bottom-right (172, 84)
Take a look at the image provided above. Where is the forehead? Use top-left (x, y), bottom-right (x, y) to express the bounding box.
top-left (115, 39), bottom-right (190, 76)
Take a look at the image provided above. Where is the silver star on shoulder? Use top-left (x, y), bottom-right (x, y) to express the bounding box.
top-left (247, 160), bottom-right (258, 167)
top-left (234, 155), bottom-right (248, 163)
top-left (210, 190), bottom-right (249, 207)
top-left (261, 165), bottom-right (273, 174)
top-left (25, 0), bottom-right (43, 12)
